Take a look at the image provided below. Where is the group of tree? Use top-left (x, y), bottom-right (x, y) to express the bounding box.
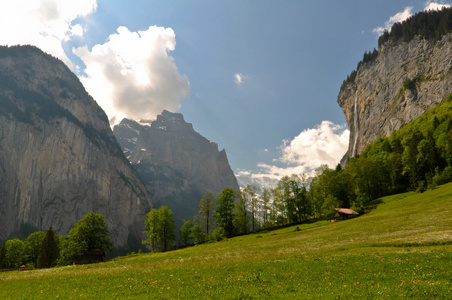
top-left (142, 205), bottom-right (176, 252)
top-left (0, 212), bottom-right (112, 269)
top-left (378, 7), bottom-right (452, 47)
top-left (172, 95), bottom-right (452, 248)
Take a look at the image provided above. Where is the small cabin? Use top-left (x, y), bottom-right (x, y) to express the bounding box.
top-left (75, 250), bottom-right (105, 265)
top-left (334, 208), bottom-right (359, 220)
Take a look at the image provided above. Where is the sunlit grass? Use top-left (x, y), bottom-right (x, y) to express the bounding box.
top-left (1, 183), bottom-right (452, 299)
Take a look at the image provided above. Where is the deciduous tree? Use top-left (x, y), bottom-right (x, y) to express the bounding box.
top-left (215, 188), bottom-right (236, 238)
top-left (197, 191), bottom-right (215, 235)
top-left (25, 231), bottom-right (46, 268)
top-left (143, 206), bottom-right (176, 251)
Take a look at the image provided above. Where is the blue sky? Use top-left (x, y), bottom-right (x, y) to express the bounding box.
top-left (1, 1), bottom-right (450, 186)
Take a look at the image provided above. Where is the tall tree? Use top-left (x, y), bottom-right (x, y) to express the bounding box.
top-left (143, 209), bottom-right (160, 251)
top-left (233, 191), bottom-right (249, 235)
top-left (158, 206), bottom-right (176, 251)
top-left (197, 191), bottom-right (215, 235)
top-left (215, 188), bottom-right (236, 238)
top-left (243, 185), bottom-right (259, 232)
top-left (143, 206), bottom-right (176, 251)
top-left (37, 226), bottom-right (59, 268)
top-left (25, 231), bottom-right (46, 268)
top-left (68, 212), bottom-right (113, 256)
top-left (179, 220), bottom-right (194, 246)
top-left (0, 242), bottom-right (8, 269)
top-left (261, 188), bottom-right (272, 228)
top-left (4, 239), bottom-right (26, 268)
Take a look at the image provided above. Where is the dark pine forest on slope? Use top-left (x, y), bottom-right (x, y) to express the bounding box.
top-left (343, 7), bottom-right (452, 89)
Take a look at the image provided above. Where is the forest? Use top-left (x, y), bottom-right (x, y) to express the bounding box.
top-left (342, 7), bottom-right (452, 90)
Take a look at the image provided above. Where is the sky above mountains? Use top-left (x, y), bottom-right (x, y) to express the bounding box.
top-left (1, 1), bottom-right (450, 186)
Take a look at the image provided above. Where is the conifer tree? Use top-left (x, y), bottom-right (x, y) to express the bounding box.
top-left (37, 226), bottom-right (59, 268)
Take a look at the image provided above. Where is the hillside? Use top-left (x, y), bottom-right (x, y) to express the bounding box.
top-left (1, 183), bottom-right (451, 298)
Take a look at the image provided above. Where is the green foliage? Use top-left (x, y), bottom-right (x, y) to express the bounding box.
top-left (25, 231), bottom-right (46, 268)
top-left (1, 183), bottom-right (452, 298)
top-left (233, 191), bottom-right (249, 235)
top-left (37, 227), bottom-right (60, 268)
top-left (143, 206), bottom-right (176, 251)
top-left (197, 191), bottom-right (215, 235)
top-left (69, 212), bottom-right (113, 252)
top-left (190, 225), bottom-right (206, 245)
top-left (378, 7), bottom-right (452, 47)
top-left (179, 220), bottom-right (194, 246)
top-left (243, 185), bottom-right (259, 232)
top-left (338, 94), bottom-right (452, 203)
top-left (215, 188), bottom-right (236, 238)
top-left (3, 239), bottom-right (26, 268)
top-left (0, 242), bottom-right (6, 268)
top-left (59, 212), bottom-right (112, 265)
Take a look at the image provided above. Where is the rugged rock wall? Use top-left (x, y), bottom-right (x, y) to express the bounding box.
top-left (113, 111), bottom-right (239, 227)
top-left (338, 33), bottom-right (452, 162)
top-left (0, 46), bottom-right (152, 247)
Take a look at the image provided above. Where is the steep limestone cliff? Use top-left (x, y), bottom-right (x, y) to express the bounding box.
top-left (0, 46), bottom-right (152, 247)
top-left (113, 111), bottom-right (239, 228)
top-left (338, 32), bottom-right (452, 162)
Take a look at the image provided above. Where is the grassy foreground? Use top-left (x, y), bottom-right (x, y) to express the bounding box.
top-left (1, 184), bottom-right (452, 299)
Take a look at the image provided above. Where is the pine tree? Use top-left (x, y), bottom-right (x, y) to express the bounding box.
top-left (37, 226), bottom-right (59, 268)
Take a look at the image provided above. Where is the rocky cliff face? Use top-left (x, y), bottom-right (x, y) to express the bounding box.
top-left (113, 111), bottom-right (239, 227)
top-left (0, 46), bottom-right (152, 247)
top-left (338, 32), bottom-right (452, 162)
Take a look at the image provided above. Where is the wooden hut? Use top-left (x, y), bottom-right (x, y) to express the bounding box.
top-left (334, 208), bottom-right (359, 220)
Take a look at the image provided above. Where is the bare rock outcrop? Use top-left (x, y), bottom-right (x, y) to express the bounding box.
top-left (0, 46), bottom-right (152, 247)
top-left (113, 111), bottom-right (239, 228)
top-left (338, 33), bottom-right (452, 162)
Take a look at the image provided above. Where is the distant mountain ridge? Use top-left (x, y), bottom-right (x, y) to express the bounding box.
top-left (113, 111), bottom-right (239, 228)
top-left (0, 45), bottom-right (152, 248)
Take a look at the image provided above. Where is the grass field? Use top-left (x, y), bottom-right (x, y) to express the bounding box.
top-left (1, 183), bottom-right (452, 299)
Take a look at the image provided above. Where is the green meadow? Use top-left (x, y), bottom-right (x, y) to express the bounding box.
top-left (1, 183), bottom-right (452, 299)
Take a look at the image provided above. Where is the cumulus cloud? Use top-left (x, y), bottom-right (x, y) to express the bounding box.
top-left (74, 26), bottom-right (190, 123)
top-left (280, 121), bottom-right (350, 169)
top-left (0, 0), bottom-right (97, 66)
top-left (237, 121), bottom-right (350, 189)
top-left (373, 6), bottom-right (413, 36)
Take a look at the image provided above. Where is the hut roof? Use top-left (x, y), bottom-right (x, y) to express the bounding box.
top-left (335, 208), bottom-right (359, 215)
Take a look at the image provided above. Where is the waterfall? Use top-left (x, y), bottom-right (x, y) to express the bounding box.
top-left (352, 93), bottom-right (359, 156)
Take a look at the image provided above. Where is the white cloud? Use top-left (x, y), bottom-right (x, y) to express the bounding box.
top-left (0, 0), bottom-right (97, 66)
top-left (280, 121), bottom-right (350, 169)
top-left (238, 121), bottom-right (350, 189)
top-left (424, 1), bottom-right (451, 11)
top-left (234, 73), bottom-right (247, 85)
top-left (373, 3), bottom-right (451, 36)
top-left (74, 25), bottom-right (190, 123)
top-left (373, 6), bottom-right (413, 36)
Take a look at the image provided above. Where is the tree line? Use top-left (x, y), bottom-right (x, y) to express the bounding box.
top-left (378, 7), bottom-right (452, 47)
top-left (0, 212), bottom-right (112, 269)
top-left (145, 95), bottom-right (452, 250)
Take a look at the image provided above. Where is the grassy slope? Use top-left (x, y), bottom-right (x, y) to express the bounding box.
top-left (1, 184), bottom-right (452, 299)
